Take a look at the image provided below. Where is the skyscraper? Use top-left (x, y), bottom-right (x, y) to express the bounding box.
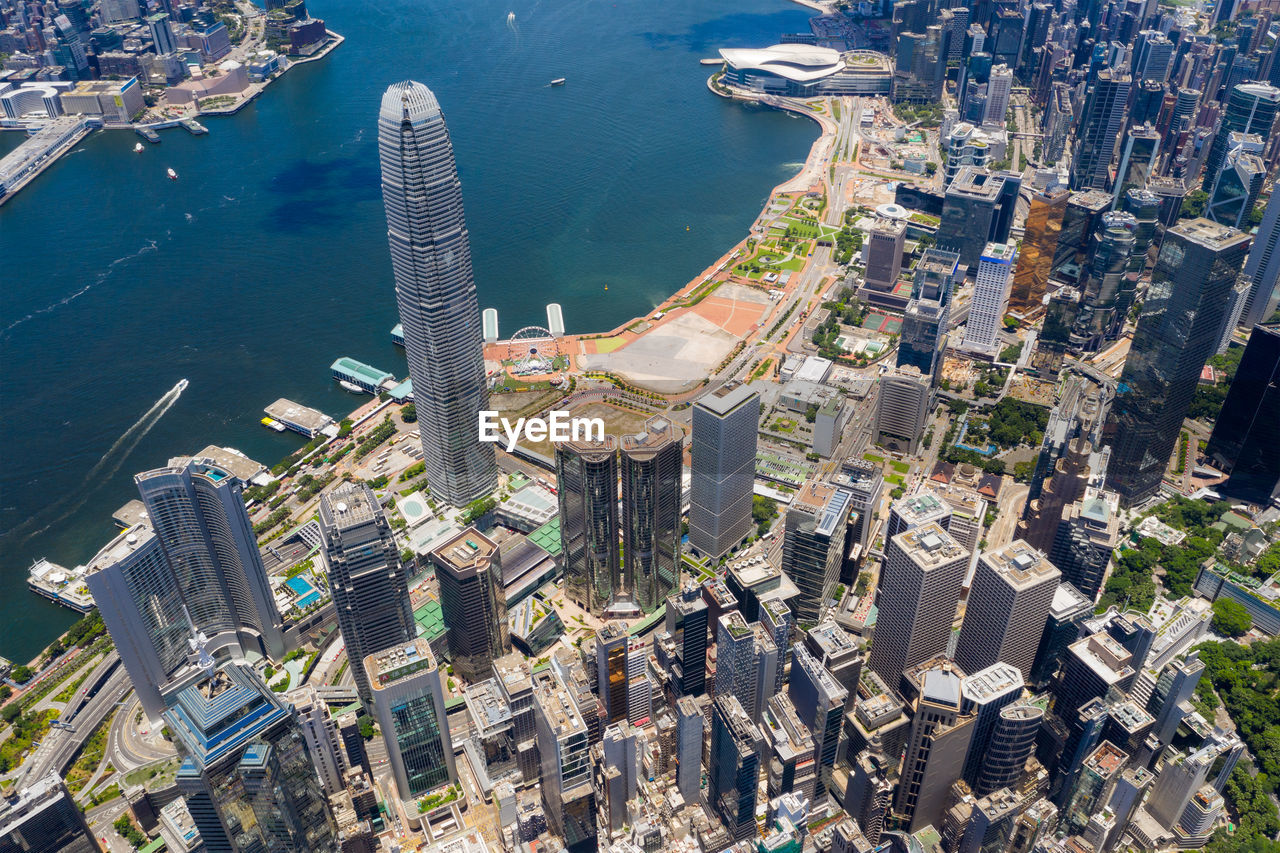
top-left (557, 434), bottom-right (620, 617)
top-left (975, 701), bottom-right (1045, 796)
top-left (689, 385), bottom-right (759, 559)
top-left (962, 241), bottom-right (1016, 354)
top-left (894, 661), bottom-right (975, 832)
top-left (135, 458), bottom-right (286, 660)
top-left (166, 663), bottom-right (337, 853)
top-left (378, 80), bottom-right (496, 506)
top-left (1241, 190), bottom-right (1280, 329)
top-left (320, 483), bottom-right (415, 707)
top-left (431, 527), bottom-right (510, 683)
top-left (955, 541), bottom-right (1061, 679)
top-left (1206, 325), bottom-right (1280, 504)
top-left (1072, 69), bottom-right (1131, 191)
top-left (664, 584), bottom-right (709, 696)
top-left (620, 417), bottom-right (683, 613)
top-left (781, 479), bottom-right (852, 626)
top-left (937, 167), bottom-right (1021, 270)
top-left (959, 662), bottom-right (1025, 787)
top-left (864, 218), bottom-right (907, 293)
top-left (85, 523), bottom-right (193, 722)
top-left (1205, 134), bottom-right (1265, 229)
top-left (533, 666), bottom-right (596, 851)
top-left (898, 298), bottom-right (949, 378)
top-left (1073, 211), bottom-right (1137, 353)
top-left (875, 366), bottom-right (931, 453)
top-left (88, 456), bottom-right (289, 721)
top-left (1008, 187), bottom-right (1068, 318)
top-left (1104, 218), bottom-right (1251, 504)
top-left (789, 642), bottom-right (848, 801)
top-left (0, 773), bottom-right (97, 853)
top-left (675, 695), bottom-right (704, 804)
top-left (1201, 83), bottom-right (1280, 193)
top-left (1050, 488), bottom-right (1120, 600)
top-left (708, 694), bottom-right (765, 841)
top-left (365, 639), bottom-right (456, 802)
top-left (866, 523), bottom-right (969, 688)
top-left (1111, 125), bottom-right (1160, 205)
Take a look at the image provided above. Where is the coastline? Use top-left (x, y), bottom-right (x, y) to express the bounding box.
top-left (578, 79), bottom-right (833, 345)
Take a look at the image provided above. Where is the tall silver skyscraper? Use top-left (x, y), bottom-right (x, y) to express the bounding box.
top-left (689, 385), bottom-right (759, 559)
top-left (87, 458), bottom-right (287, 721)
top-left (378, 81), bottom-right (497, 506)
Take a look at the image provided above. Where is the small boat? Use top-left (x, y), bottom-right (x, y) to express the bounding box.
top-left (176, 378), bottom-right (189, 393)
top-left (261, 417), bottom-right (287, 432)
top-left (338, 380), bottom-right (365, 394)
top-left (167, 167), bottom-right (178, 180)
top-left (507, 11), bottom-right (515, 23)
top-left (550, 77), bottom-right (566, 86)
top-left (134, 142), bottom-right (145, 153)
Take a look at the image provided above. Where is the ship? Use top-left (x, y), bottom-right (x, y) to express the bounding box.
top-left (167, 167), bottom-right (178, 180)
top-left (550, 77), bottom-right (566, 86)
top-left (261, 417), bottom-right (287, 432)
top-left (338, 380), bottom-right (364, 393)
top-left (134, 142), bottom-right (145, 153)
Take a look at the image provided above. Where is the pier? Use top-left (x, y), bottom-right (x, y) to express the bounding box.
top-left (0, 117), bottom-right (96, 206)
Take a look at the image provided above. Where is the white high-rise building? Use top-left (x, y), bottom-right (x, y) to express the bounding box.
top-left (378, 81), bottom-right (497, 506)
top-left (982, 64), bottom-right (1013, 127)
top-left (962, 241), bottom-right (1017, 355)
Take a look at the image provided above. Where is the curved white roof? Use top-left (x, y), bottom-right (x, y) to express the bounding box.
top-left (719, 44), bottom-right (844, 83)
top-left (380, 80), bottom-right (442, 123)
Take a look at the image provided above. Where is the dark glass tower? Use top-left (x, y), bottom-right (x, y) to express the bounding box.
top-left (1206, 325), bottom-right (1280, 504)
top-left (1201, 83), bottom-right (1280, 192)
top-left (1073, 211), bottom-right (1137, 352)
top-left (1072, 69), bottom-right (1131, 190)
top-left (1104, 219), bottom-right (1251, 504)
top-left (557, 435), bottom-right (620, 617)
top-left (621, 418), bottom-right (683, 614)
top-left (378, 81), bottom-right (497, 506)
top-left (167, 663), bottom-right (337, 853)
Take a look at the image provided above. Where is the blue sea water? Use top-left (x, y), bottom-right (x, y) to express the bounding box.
top-left (0, 0), bottom-right (817, 662)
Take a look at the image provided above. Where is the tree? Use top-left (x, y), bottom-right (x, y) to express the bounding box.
top-left (358, 714), bottom-right (375, 740)
top-left (925, 161), bottom-right (938, 175)
top-left (752, 495), bottom-right (779, 535)
top-left (401, 403), bottom-right (417, 423)
top-left (1213, 598), bottom-right (1254, 637)
top-left (10, 665), bottom-right (32, 684)
top-left (1182, 190), bottom-right (1210, 219)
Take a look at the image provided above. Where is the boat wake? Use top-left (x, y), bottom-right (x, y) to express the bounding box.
top-left (1, 239), bottom-right (160, 339)
top-left (9, 379), bottom-right (188, 544)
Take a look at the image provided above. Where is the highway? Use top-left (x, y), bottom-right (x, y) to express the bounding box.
top-left (15, 659), bottom-right (128, 790)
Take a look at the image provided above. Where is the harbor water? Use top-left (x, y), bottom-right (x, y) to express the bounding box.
top-left (0, 0), bottom-right (816, 663)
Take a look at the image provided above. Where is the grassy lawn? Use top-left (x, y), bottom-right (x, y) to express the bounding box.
top-left (592, 336), bottom-right (627, 353)
top-left (862, 452), bottom-right (884, 464)
top-left (890, 460), bottom-right (910, 474)
top-left (771, 418), bottom-right (797, 433)
top-left (886, 474), bottom-right (905, 486)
